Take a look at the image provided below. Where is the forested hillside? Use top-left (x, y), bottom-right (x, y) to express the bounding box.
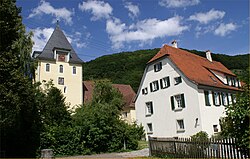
top-left (83, 48), bottom-right (249, 92)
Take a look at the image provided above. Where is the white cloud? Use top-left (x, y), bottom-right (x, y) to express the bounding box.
top-left (28, 0), bottom-right (73, 25)
top-left (31, 27), bottom-right (54, 52)
top-left (189, 9), bottom-right (225, 24)
top-left (78, 0), bottom-right (112, 21)
top-left (124, 2), bottom-right (140, 19)
top-left (159, 0), bottom-right (200, 8)
top-left (214, 23), bottom-right (237, 36)
top-left (106, 16), bottom-right (188, 49)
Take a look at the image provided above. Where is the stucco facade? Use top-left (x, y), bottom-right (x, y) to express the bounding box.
top-left (36, 60), bottom-right (83, 109)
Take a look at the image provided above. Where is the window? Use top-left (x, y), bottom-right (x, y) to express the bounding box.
top-left (146, 101), bottom-right (153, 116)
top-left (58, 54), bottom-right (66, 62)
top-left (64, 86), bottom-right (67, 93)
top-left (213, 125), bottom-right (218, 133)
top-left (122, 112), bottom-right (128, 118)
top-left (176, 119), bottom-right (185, 131)
top-left (154, 62), bottom-right (162, 72)
top-left (231, 94), bottom-right (236, 104)
top-left (59, 65), bottom-right (63, 73)
top-left (73, 66), bottom-right (76, 74)
top-left (147, 123), bottom-right (153, 133)
top-left (142, 87), bottom-right (148, 95)
top-left (204, 90), bottom-right (211, 106)
top-left (171, 94), bottom-right (185, 111)
top-left (58, 77), bottom-right (64, 85)
top-left (174, 76), bottom-right (182, 85)
top-left (160, 76), bottom-right (170, 89)
top-left (221, 92), bottom-right (228, 106)
top-left (150, 80), bottom-right (159, 92)
top-left (46, 63), bottom-right (50, 72)
top-left (212, 92), bottom-right (221, 106)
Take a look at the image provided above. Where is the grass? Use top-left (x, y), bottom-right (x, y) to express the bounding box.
top-left (138, 140), bottom-right (149, 150)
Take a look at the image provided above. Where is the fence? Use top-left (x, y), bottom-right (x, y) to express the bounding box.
top-left (149, 137), bottom-right (249, 158)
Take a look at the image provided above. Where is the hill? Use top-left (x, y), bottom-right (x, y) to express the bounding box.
top-left (83, 48), bottom-right (249, 92)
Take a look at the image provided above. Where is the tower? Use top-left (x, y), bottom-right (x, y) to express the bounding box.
top-left (33, 25), bottom-right (83, 109)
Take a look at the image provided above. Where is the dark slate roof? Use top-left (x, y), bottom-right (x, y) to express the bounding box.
top-left (36, 26), bottom-right (83, 64)
top-left (32, 51), bottom-right (42, 58)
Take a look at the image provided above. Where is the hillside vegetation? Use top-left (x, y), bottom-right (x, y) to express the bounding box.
top-left (83, 48), bottom-right (249, 92)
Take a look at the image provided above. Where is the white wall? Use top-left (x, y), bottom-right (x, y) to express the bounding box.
top-left (136, 57), bottom-right (202, 139)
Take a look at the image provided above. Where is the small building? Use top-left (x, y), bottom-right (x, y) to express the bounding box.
top-left (33, 25), bottom-right (83, 109)
top-left (135, 41), bottom-right (241, 139)
top-left (83, 81), bottom-right (136, 124)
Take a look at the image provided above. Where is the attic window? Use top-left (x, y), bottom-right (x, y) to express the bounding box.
top-left (210, 76), bottom-right (217, 83)
top-left (154, 62), bottom-right (162, 72)
top-left (55, 49), bottom-right (69, 62)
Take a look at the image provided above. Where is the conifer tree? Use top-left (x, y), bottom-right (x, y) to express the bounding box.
top-left (0, 0), bottom-right (40, 157)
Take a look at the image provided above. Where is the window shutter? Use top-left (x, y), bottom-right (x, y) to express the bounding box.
top-left (151, 104), bottom-right (153, 114)
top-left (160, 79), bottom-right (163, 89)
top-left (171, 96), bottom-right (175, 110)
top-left (226, 77), bottom-right (229, 85)
top-left (167, 77), bottom-right (170, 87)
top-left (154, 65), bottom-right (156, 72)
top-left (156, 81), bottom-right (159, 90)
top-left (204, 91), bottom-right (210, 106)
top-left (226, 93), bottom-right (229, 105)
top-left (181, 94), bottom-right (185, 108)
top-left (179, 77), bottom-right (182, 83)
top-left (218, 92), bottom-right (221, 105)
top-left (221, 93), bottom-right (225, 106)
top-left (159, 62), bottom-right (162, 69)
top-left (150, 83), bottom-right (153, 92)
top-left (212, 91), bottom-right (215, 105)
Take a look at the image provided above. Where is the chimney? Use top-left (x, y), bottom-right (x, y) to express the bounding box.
top-left (171, 40), bottom-right (178, 48)
top-left (206, 50), bottom-right (212, 62)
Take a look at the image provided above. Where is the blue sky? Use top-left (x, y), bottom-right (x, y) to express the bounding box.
top-left (17, 0), bottom-right (249, 61)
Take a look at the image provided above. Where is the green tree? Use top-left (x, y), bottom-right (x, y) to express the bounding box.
top-left (220, 84), bottom-right (250, 155)
top-left (73, 80), bottom-right (144, 153)
top-left (0, 0), bottom-right (40, 157)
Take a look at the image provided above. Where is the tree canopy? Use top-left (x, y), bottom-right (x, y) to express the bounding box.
top-left (0, 0), bottom-right (40, 157)
top-left (83, 48), bottom-right (249, 92)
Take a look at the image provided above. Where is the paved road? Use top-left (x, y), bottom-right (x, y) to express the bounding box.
top-left (64, 148), bottom-right (149, 158)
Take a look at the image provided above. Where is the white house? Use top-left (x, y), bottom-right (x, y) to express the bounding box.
top-left (135, 41), bottom-right (241, 139)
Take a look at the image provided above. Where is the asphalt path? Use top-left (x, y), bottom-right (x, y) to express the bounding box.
top-left (63, 148), bottom-right (149, 158)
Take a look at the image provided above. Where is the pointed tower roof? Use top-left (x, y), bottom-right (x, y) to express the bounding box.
top-left (36, 26), bottom-right (83, 64)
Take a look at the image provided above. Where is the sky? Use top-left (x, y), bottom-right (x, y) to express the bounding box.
top-left (17, 0), bottom-right (249, 61)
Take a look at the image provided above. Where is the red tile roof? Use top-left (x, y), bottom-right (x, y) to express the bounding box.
top-left (148, 45), bottom-right (240, 91)
top-left (83, 81), bottom-right (135, 108)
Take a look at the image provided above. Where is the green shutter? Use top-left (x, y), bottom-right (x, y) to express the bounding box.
top-left (151, 103), bottom-right (153, 114)
top-left (160, 79), bottom-right (163, 89)
top-left (212, 91), bottom-right (215, 105)
top-left (221, 93), bottom-right (225, 106)
top-left (181, 94), bottom-right (185, 108)
top-left (204, 91), bottom-right (210, 106)
top-left (226, 93), bottom-right (229, 105)
top-left (218, 92), bottom-right (221, 105)
top-left (171, 96), bottom-right (175, 110)
top-left (167, 76), bottom-right (170, 87)
top-left (179, 77), bottom-right (182, 83)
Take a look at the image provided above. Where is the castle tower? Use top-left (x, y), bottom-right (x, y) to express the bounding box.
top-left (33, 25), bottom-right (83, 109)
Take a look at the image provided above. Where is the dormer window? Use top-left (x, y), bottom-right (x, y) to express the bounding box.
top-left (154, 62), bottom-right (162, 72)
top-left (54, 48), bottom-right (70, 62)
